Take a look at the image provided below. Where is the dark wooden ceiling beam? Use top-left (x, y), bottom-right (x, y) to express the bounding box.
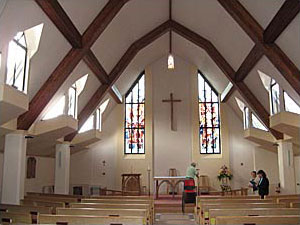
top-left (18, 0), bottom-right (130, 130)
top-left (83, 49), bottom-right (122, 103)
top-left (171, 20), bottom-right (282, 140)
top-left (170, 20), bottom-right (235, 82)
top-left (35, 0), bottom-right (82, 48)
top-left (217, 0), bottom-right (300, 97)
top-left (65, 20), bottom-right (171, 141)
top-left (263, 0), bottom-right (300, 43)
top-left (235, 44), bottom-right (263, 82)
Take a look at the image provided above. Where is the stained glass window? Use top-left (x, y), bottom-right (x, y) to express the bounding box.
top-left (124, 73), bottom-right (145, 154)
top-left (198, 71), bottom-right (220, 154)
top-left (6, 32), bottom-right (28, 93)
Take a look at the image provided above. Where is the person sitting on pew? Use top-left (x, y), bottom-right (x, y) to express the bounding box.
top-left (257, 170), bottom-right (269, 199)
top-left (248, 171), bottom-right (258, 195)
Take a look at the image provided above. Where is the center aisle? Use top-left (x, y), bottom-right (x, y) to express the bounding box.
top-left (155, 213), bottom-right (196, 224)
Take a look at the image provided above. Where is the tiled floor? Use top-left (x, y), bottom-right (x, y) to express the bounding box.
top-left (155, 213), bottom-right (196, 225)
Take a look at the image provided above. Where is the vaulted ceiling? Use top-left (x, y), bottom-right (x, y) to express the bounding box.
top-left (0, 0), bottom-right (299, 141)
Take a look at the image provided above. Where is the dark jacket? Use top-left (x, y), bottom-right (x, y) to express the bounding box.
top-left (258, 177), bottom-right (269, 196)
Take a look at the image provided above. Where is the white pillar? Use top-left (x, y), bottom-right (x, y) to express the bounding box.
top-left (278, 140), bottom-right (296, 194)
top-left (54, 142), bottom-right (70, 194)
top-left (1, 131), bottom-right (27, 205)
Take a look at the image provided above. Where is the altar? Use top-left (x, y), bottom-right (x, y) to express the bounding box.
top-left (154, 176), bottom-right (186, 199)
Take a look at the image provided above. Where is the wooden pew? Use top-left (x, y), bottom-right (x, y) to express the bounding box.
top-left (91, 195), bottom-right (154, 200)
top-left (290, 202), bottom-right (300, 208)
top-left (56, 208), bottom-right (150, 224)
top-left (0, 212), bottom-right (32, 224)
top-left (196, 198), bottom-right (275, 223)
top-left (39, 214), bottom-right (146, 225)
top-left (24, 195), bottom-right (79, 204)
top-left (215, 215), bottom-right (300, 225)
top-left (209, 208), bottom-right (300, 225)
top-left (0, 204), bottom-right (52, 214)
top-left (21, 199), bottom-right (65, 208)
top-left (82, 198), bottom-right (153, 205)
top-left (70, 203), bottom-right (153, 223)
top-left (199, 203), bottom-right (286, 225)
top-left (277, 197), bottom-right (300, 206)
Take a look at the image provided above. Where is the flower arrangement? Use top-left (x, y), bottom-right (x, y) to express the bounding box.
top-left (217, 165), bottom-right (233, 181)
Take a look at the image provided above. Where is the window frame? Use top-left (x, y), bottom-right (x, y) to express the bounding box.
top-left (6, 32), bottom-right (28, 93)
top-left (124, 71), bottom-right (145, 155)
top-left (198, 70), bottom-right (221, 155)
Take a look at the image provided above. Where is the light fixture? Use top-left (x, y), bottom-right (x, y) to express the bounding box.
top-left (167, 0), bottom-right (174, 70)
top-left (168, 52), bottom-right (174, 70)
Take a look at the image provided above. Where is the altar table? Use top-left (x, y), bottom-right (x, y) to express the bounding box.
top-left (153, 176), bottom-right (187, 199)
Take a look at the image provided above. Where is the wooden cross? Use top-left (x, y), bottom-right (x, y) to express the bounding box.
top-left (162, 93), bottom-right (182, 131)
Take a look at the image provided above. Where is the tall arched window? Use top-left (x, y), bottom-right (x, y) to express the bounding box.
top-left (6, 32), bottom-right (28, 93)
top-left (124, 73), bottom-right (145, 154)
top-left (198, 71), bottom-right (220, 154)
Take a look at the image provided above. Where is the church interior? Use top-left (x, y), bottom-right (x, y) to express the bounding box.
top-left (0, 0), bottom-right (300, 224)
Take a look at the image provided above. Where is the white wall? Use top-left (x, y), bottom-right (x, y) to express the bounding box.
top-left (227, 105), bottom-right (256, 189)
top-left (25, 156), bottom-right (55, 193)
top-left (0, 153), bottom-right (55, 197)
top-left (151, 56), bottom-right (192, 177)
top-left (254, 148), bottom-right (279, 195)
top-left (0, 153), bottom-right (3, 199)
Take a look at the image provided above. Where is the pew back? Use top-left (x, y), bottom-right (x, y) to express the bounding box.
top-left (209, 208), bottom-right (300, 225)
top-left (0, 212), bottom-right (32, 224)
top-left (70, 202), bottom-right (150, 210)
top-left (0, 204), bottom-right (52, 214)
top-left (215, 215), bottom-right (300, 225)
top-left (39, 214), bottom-right (146, 225)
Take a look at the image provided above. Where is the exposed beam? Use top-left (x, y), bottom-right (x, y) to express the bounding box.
top-left (221, 82), bottom-right (235, 102)
top-left (171, 20), bottom-right (282, 140)
top-left (18, 0), bottom-right (130, 130)
top-left (35, 0), bottom-right (82, 48)
top-left (83, 49), bottom-right (109, 84)
top-left (218, 0), bottom-right (300, 97)
top-left (264, 0), bottom-right (300, 43)
top-left (65, 20), bottom-right (171, 141)
top-left (66, 20), bottom-right (282, 142)
top-left (170, 20), bottom-right (235, 81)
top-left (83, 49), bottom-right (122, 103)
top-left (235, 45), bottom-right (263, 82)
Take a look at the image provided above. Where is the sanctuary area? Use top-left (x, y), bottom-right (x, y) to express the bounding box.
top-left (0, 0), bottom-right (300, 224)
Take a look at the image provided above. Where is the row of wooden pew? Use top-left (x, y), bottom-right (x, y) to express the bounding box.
top-left (0, 193), bottom-right (154, 224)
top-left (195, 194), bottom-right (300, 225)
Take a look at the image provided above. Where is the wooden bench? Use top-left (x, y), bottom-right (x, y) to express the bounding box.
top-left (199, 203), bottom-right (286, 225)
top-left (82, 198), bottom-right (153, 205)
top-left (209, 208), bottom-right (300, 225)
top-left (215, 215), bottom-right (300, 225)
top-left (0, 204), bottom-right (52, 214)
top-left (290, 202), bottom-right (300, 208)
top-left (196, 198), bottom-right (275, 223)
top-left (56, 208), bottom-right (150, 224)
top-left (277, 197), bottom-right (300, 206)
top-left (0, 212), bottom-right (32, 224)
top-left (70, 203), bottom-right (153, 223)
top-left (39, 214), bottom-right (146, 225)
top-left (21, 199), bottom-right (65, 213)
top-left (24, 195), bottom-right (79, 204)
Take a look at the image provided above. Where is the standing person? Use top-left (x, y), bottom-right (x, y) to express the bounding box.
top-left (248, 171), bottom-right (258, 194)
top-left (186, 162), bottom-right (199, 180)
top-left (257, 170), bottom-right (269, 199)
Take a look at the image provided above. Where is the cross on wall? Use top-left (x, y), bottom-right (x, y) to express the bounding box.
top-left (162, 93), bottom-right (182, 131)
